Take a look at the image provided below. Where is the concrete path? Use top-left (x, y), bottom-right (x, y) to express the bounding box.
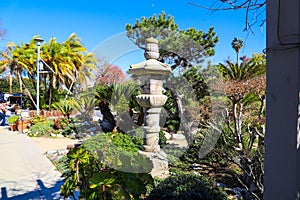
top-left (0, 126), bottom-right (65, 200)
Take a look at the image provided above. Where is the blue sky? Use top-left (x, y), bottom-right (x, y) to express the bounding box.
top-left (0, 0), bottom-right (266, 71)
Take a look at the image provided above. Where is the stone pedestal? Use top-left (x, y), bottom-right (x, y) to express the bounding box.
top-left (139, 150), bottom-right (169, 178)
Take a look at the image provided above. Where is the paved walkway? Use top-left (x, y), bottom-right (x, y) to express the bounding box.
top-left (0, 126), bottom-right (65, 200)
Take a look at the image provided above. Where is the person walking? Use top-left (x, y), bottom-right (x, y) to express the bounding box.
top-left (0, 101), bottom-right (7, 126)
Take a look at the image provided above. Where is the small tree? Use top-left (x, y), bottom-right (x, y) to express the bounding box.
top-left (95, 63), bottom-right (126, 85)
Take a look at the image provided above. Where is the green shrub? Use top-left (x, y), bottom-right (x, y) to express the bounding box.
top-left (28, 120), bottom-right (55, 137)
top-left (61, 122), bottom-right (77, 136)
top-left (30, 115), bottom-right (46, 125)
top-left (59, 132), bottom-right (154, 199)
top-left (127, 128), bottom-right (167, 149)
top-left (53, 118), bottom-right (77, 136)
top-left (84, 132), bottom-right (140, 153)
top-left (7, 115), bottom-right (19, 124)
top-left (148, 171), bottom-right (228, 200)
top-left (53, 118), bottom-right (70, 130)
top-left (159, 129), bottom-right (167, 148)
top-left (83, 132), bottom-right (153, 173)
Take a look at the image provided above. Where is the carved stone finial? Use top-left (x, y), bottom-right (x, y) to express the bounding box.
top-left (144, 37), bottom-right (159, 60)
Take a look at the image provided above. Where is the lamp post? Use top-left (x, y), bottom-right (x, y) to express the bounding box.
top-left (34, 37), bottom-right (44, 116)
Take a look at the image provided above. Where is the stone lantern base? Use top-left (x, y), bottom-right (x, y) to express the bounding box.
top-left (139, 150), bottom-right (169, 178)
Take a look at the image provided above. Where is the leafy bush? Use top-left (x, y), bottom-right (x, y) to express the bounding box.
top-left (181, 130), bottom-right (264, 199)
top-left (163, 89), bottom-right (180, 133)
top-left (159, 129), bottom-right (167, 148)
top-left (148, 171), bottom-right (228, 200)
top-left (28, 120), bottom-right (55, 137)
top-left (126, 127), bottom-right (144, 148)
top-left (84, 132), bottom-right (140, 153)
top-left (61, 122), bottom-right (77, 136)
top-left (83, 132), bottom-right (152, 173)
top-left (52, 118), bottom-right (78, 136)
top-left (53, 118), bottom-right (70, 130)
top-left (7, 115), bottom-right (19, 124)
top-left (30, 115), bottom-right (46, 125)
top-left (59, 132), bottom-right (154, 199)
top-left (127, 128), bottom-right (167, 149)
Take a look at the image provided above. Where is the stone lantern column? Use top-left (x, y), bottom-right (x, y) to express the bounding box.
top-left (128, 38), bottom-right (172, 152)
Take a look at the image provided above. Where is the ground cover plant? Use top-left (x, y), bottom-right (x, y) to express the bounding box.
top-left (148, 170), bottom-right (228, 200)
top-left (27, 119), bottom-right (55, 137)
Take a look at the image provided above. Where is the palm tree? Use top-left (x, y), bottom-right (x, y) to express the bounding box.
top-left (41, 37), bottom-right (73, 107)
top-left (231, 37), bottom-right (243, 64)
top-left (0, 34), bottom-right (97, 109)
top-left (36, 34), bottom-right (96, 107)
top-left (218, 60), bottom-right (258, 81)
top-left (0, 41), bottom-right (37, 107)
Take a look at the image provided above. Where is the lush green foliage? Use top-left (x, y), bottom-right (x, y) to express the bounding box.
top-left (30, 115), bottom-right (46, 125)
top-left (158, 130), bottom-right (167, 148)
top-left (52, 99), bottom-right (74, 119)
top-left (183, 65), bottom-right (210, 100)
top-left (28, 120), bottom-right (55, 137)
top-left (0, 33), bottom-right (97, 108)
top-left (7, 115), bottom-right (19, 124)
top-left (53, 118), bottom-right (77, 136)
top-left (126, 11), bottom-right (218, 70)
top-left (59, 132), bottom-right (154, 199)
top-left (181, 51), bottom-right (266, 199)
top-left (83, 132), bottom-right (151, 173)
top-left (73, 93), bottom-right (96, 122)
top-left (163, 88), bottom-right (180, 132)
top-left (94, 82), bottom-right (144, 132)
top-left (148, 170), bottom-right (228, 200)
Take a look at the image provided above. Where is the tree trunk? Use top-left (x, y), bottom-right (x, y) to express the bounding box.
top-left (258, 95), bottom-right (265, 118)
top-left (48, 76), bottom-right (53, 109)
top-left (20, 77), bottom-right (37, 108)
top-left (102, 184), bottom-right (106, 200)
top-left (167, 84), bottom-right (194, 145)
top-left (233, 101), bottom-right (243, 149)
top-left (237, 102), bottom-right (243, 148)
top-left (18, 72), bottom-right (22, 93)
top-left (137, 112), bottom-right (145, 126)
top-left (9, 74), bottom-right (12, 93)
top-left (99, 101), bottom-right (116, 132)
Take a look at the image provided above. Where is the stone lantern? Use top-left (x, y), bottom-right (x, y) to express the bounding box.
top-left (129, 37), bottom-right (172, 152)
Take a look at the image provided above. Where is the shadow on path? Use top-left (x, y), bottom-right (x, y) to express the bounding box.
top-left (1, 179), bottom-right (65, 200)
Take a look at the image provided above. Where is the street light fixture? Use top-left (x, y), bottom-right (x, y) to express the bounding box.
top-left (34, 37), bottom-right (44, 116)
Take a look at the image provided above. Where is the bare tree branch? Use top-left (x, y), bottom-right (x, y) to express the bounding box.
top-left (188, 1), bottom-right (266, 32)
